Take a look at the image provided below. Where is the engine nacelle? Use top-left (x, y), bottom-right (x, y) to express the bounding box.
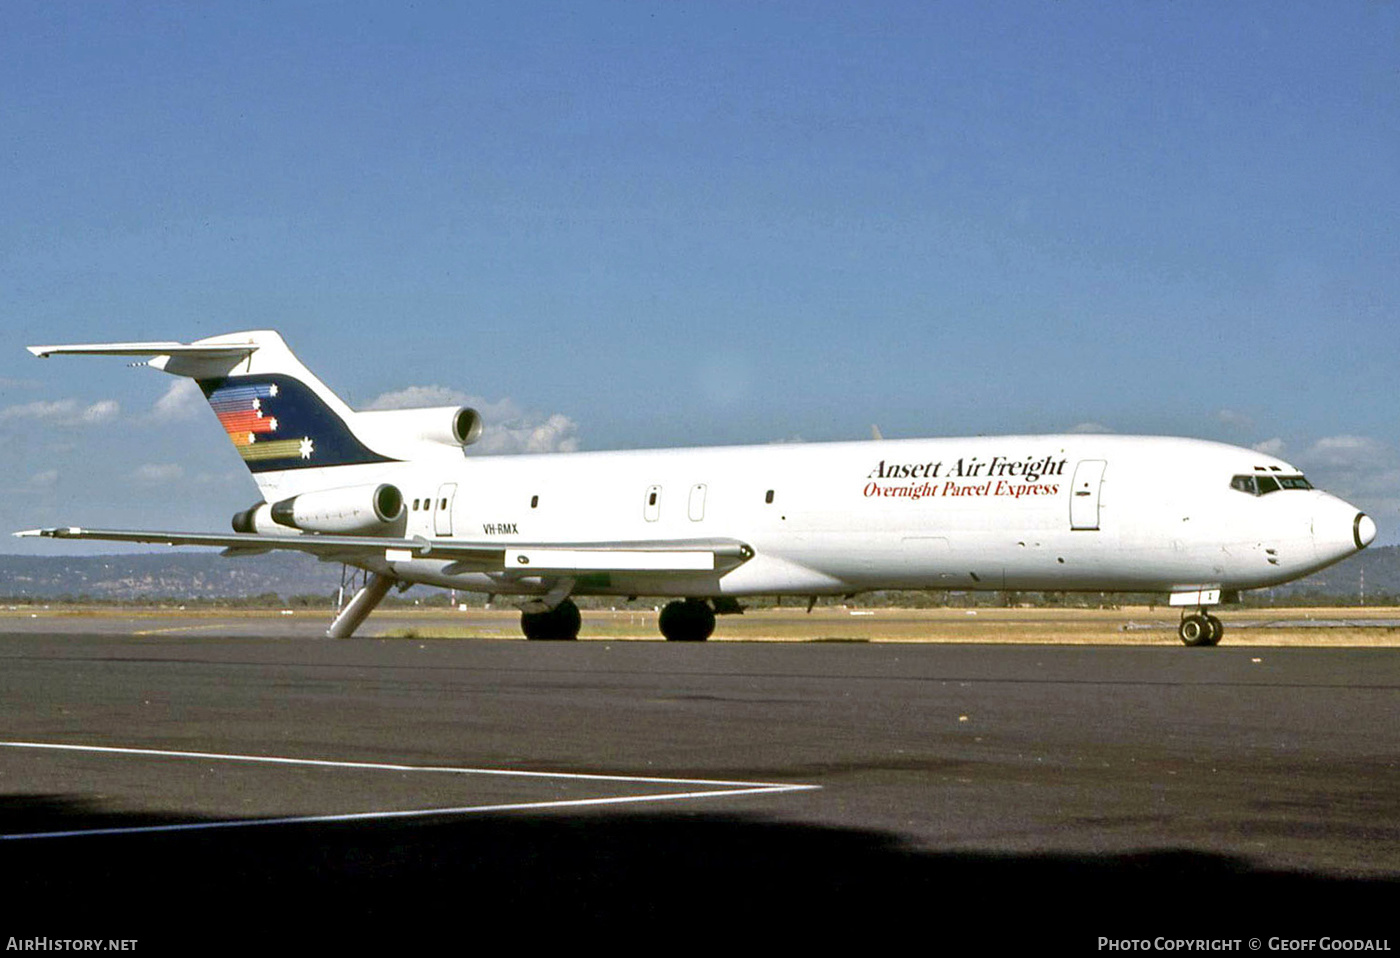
top-left (255, 483), bottom-right (405, 535)
top-left (355, 406), bottom-right (483, 448)
top-left (231, 502), bottom-right (290, 536)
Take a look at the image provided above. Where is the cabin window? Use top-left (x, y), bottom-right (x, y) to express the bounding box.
top-left (531, 495), bottom-right (539, 508)
top-left (765, 489), bottom-right (774, 504)
top-left (412, 499), bottom-right (420, 510)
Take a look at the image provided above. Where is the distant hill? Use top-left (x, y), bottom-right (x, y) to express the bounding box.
top-left (1263, 544), bottom-right (1399, 602)
top-left (1, 545), bottom-right (1396, 604)
top-left (0, 551), bottom-right (343, 601)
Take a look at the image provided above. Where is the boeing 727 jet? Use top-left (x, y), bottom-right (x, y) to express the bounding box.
top-left (18, 331), bottom-right (1376, 645)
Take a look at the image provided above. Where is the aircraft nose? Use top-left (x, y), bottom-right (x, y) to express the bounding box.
top-left (1309, 495), bottom-right (1375, 564)
top-left (1354, 512), bottom-right (1377, 550)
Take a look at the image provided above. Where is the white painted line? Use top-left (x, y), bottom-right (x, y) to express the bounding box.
top-left (0, 741), bottom-right (819, 841)
top-left (0, 741), bottom-right (801, 788)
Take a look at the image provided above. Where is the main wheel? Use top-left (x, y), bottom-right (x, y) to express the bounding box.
top-left (658, 599), bottom-right (716, 642)
top-left (521, 598), bottom-right (581, 640)
top-left (1203, 614), bottom-right (1224, 646)
top-left (1179, 613), bottom-right (1212, 647)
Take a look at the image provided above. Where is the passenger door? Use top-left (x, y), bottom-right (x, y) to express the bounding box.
top-left (434, 483), bottom-right (457, 536)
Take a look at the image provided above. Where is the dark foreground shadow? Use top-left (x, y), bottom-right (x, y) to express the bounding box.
top-left (2, 795), bottom-right (1394, 950)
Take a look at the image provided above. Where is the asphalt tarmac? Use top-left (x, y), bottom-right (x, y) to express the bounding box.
top-left (0, 619), bottom-right (1395, 950)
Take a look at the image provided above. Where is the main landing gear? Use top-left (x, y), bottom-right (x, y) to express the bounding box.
top-left (521, 598), bottom-right (582, 640)
top-left (658, 598), bottom-right (717, 642)
top-left (518, 597), bottom-right (723, 642)
top-left (1178, 611), bottom-right (1223, 647)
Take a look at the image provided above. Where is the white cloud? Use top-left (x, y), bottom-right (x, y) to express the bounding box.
top-left (1300, 435), bottom-right (1385, 469)
top-left (1286, 435), bottom-right (1400, 532)
top-left (365, 385), bottom-right (470, 410)
top-left (0, 398), bottom-right (121, 426)
top-left (150, 379), bottom-right (205, 422)
top-left (0, 401), bottom-right (68, 422)
top-left (132, 463), bottom-right (185, 483)
top-left (80, 399), bottom-right (120, 424)
top-left (29, 470), bottom-right (58, 487)
top-left (364, 385), bottom-right (580, 454)
top-left (1252, 438), bottom-right (1287, 456)
top-left (1215, 408), bottom-right (1254, 430)
top-left (1067, 422), bottom-right (1113, 434)
top-left (484, 413), bottom-right (580, 455)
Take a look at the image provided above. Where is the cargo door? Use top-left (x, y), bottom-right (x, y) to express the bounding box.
top-left (1069, 460), bottom-right (1106, 531)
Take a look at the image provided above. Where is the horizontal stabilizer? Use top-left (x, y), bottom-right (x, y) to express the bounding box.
top-left (27, 341), bottom-right (258, 360)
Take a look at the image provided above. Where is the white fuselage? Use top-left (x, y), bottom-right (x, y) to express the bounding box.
top-left (256, 434), bottom-right (1369, 600)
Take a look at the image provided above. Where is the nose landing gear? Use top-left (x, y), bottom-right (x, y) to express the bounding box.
top-left (1178, 611), bottom-right (1223, 647)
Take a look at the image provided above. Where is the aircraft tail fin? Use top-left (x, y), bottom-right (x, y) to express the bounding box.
top-left (30, 331), bottom-right (401, 481)
top-left (30, 331), bottom-right (482, 485)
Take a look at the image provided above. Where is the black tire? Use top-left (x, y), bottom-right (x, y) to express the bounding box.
top-left (1203, 614), bottom-right (1223, 646)
top-left (521, 598), bottom-right (581, 640)
top-left (1179, 613), bottom-right (1212, 647)
top-left (658, 599), bottom-right (715, 642)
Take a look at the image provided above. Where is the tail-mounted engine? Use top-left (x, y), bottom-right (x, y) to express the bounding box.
top-left (232, 483), bottom-right (405, 535)
top-left (355, 406), bottom-right (483, 449)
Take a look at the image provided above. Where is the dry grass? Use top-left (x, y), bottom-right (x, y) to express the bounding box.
top-left (6, 603), bottom-right (1396, 645)
top-left (377, 605), bottom-right (1400, 646)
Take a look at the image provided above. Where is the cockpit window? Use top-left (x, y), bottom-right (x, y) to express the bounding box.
top-left (1230, 474), bottom-right (1312, 496)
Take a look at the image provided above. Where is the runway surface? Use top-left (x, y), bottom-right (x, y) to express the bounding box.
top-left (1, 619), bottom-right (1395, 949)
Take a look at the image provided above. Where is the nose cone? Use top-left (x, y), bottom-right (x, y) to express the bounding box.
top-left (1311, 494), bottom-right (1375, 565)
top-left (1354, 512), bottom-right (1377, 550)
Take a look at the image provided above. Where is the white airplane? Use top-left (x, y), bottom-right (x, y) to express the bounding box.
top-left (18, 330), bottom-right (1376, 646)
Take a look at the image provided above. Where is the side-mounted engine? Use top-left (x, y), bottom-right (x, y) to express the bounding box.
top-left (232, 483), bottom-right (405, 535)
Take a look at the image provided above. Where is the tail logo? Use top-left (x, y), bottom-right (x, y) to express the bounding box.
top-left (208, 381), bottom-right (313, 462)
top-left (200, 375), bottom-right (391, 472)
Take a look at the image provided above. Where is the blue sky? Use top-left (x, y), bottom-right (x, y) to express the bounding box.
top-left (3, 2), bottom-right (1397, 551)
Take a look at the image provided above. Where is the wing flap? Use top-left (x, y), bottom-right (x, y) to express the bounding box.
top-left (506, 548), bottom-right (715, 573)
top-left (15, 528), bottom-right (752, 574)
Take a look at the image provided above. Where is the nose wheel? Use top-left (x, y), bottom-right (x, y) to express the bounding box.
top-left (1178, 611), bottom-right (1223, 647)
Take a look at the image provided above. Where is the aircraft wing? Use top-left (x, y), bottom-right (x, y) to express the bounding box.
top-left (13, 527), bottom-right (754, 574)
